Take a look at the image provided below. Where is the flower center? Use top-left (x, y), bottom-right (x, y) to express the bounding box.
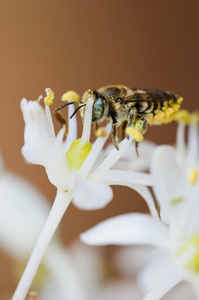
top-left (178, 234), bottom-right (199, 273)
top-left (187, 168), bottom-right (198, 185)
top-left (65, 139), bottom-right (92, 171)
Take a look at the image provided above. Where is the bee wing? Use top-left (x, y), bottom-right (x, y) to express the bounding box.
top-left (123, 89), bottom-right (178, 103)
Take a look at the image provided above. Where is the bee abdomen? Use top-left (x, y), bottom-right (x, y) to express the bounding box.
top-left (149, 96), bottom-right (183, 125)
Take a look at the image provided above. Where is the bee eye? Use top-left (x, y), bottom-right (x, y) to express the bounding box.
top-left (93, 98), bottom-right (105, 121)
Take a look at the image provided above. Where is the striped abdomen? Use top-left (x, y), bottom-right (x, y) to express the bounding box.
top-left (127, 89), bottom-right (183, 125)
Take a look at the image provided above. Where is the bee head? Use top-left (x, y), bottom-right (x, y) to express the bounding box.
top-left (82, 90), bottom-right (106, 123)
top-left (92, 91), bottom-right (107, 122)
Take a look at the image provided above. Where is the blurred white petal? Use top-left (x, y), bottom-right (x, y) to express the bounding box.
top-left (0, 171), bottom-right (49, 259)
top-left (81, 213), bottom-right (168, 246)
top-left (151, 146), bottom-right (189, 206)
top-left (98, 169), bottom-right (153, 186)
top-left (73, 174), bottom-right (113, 210)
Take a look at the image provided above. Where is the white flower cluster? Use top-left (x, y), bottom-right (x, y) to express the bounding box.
top-left (1, 90), bottom-right (198, 300)
top-left (82, 111), bottom-right (199, 299)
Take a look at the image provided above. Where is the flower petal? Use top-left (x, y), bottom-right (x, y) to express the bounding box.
top-left (151, 146), bottom-right (192, 234)
top-left (0, 171), bottom-right (49, 259)
top-left (21, 98), bottom-right (55, 165)
top-left (72, 173), bottom-right (113, 210)
top-left (80, 213), bottom-right (168, 246)
top-left (93, 169), bottom-right (159, 218)
top-left (151, 146), bottom-right (190, 206)
top-left (21, 99), bottom-right (70, 190)
top-left (175, 122), bottom-right (187, 168)
top-left (105, 140), bottom-right (157, 172)
top-left (142, 268), bottom-right (182, 300)
top-left (92, 137), bottom-right (133, 176)
top-left (187, 124), bottom-right (199, 168)
top-left (98, 169), bottom-right (153, 186)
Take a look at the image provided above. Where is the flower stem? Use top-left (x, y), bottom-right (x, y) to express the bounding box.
top-left (12, 190), bottom-right (72, 300)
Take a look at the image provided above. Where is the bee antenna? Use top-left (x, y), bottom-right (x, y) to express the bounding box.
top-left (70, 104), bottom-right (86, 119)
top-left (54, 101), bottom-right (82, 112)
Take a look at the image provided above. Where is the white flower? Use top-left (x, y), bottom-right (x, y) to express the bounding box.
top-left (14, 92), bottom-right (155, 300)
top-left (0, 156), bottom-right (85, 300)
top-left (103, 139), bottom-right (157, 172)
top-left (175, 111), bottom-right (199, 187)
top-left (66, 241), bottom-right (142, 300)
top-left (0, 156), bottom-right (49, 260)
top-left (81, 145), bottom-right (199, 299)
top-left (21, 96), bottom-right (154, 211)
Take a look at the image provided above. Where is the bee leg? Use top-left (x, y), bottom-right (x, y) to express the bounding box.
top-left (95, 122), bottom-right (99, 131)
top-left (54, 111), bottom-right (68, 134)
top-left (126, 107), bottom-right (137, 139)
top-left (135, 141), bottom-right (139, 157)
top-left (111, 124), bottom-right (120, 150)
top-left (128, 107), bottom-right (137, 125)
top-left (121, 121), bottom-right (127, 140)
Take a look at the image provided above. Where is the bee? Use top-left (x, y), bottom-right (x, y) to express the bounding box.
top-left (55, 85), bottom-right (183, 154)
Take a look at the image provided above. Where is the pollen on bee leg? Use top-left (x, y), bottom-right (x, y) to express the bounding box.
top-left (44, 88), bottom-right (54, 105)
top-left (188, 168), bottom-right (198, 185)
top-left (175, 109), bottom-right (190, 124)
top-left (95, 127), bottom-right (108, 138)
top-left (61, 91), bottom-right (80, 102)
top-left (126, 127), bottom-right (143, 142)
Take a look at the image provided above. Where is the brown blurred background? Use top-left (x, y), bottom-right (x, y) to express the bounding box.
top-left (0, 0), bottom-right (199, 297)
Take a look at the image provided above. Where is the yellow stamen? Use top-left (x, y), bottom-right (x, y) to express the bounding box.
top-left (170, 197), bottom-right (183, 206)
top-left (178, 234), bottom-right (199, 273)
top-left (66, 139), bottom-right (92, 171)
top-left (175, 109), bottom-right (190, 124)
top-left (61, 91), bottom-right (80, 102)
top-left (95, 127), bottom-right (108, 138)
top-left (44, 88), bottom-right (54, 105)
top-left (187, 252), bottom-right (199, 273)
top-left (188, 168), bottom-right (198, 185)
top-left (190, 111), bottom-right (199, 125)
top-left (126, 127), bottom-right (143, 142)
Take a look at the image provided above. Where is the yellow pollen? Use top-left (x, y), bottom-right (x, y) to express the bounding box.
top-left (95, 127), bottom-right (107, 138)
top-left (177, 96), bottom-right (184, 104)
top-left (170, 197), bottom-right (183, 206)
top-left (66, 139), bottom-right (92, 171)
top-left (188, 168), bottom-right (198, 185)
top-left (44, 88), bottom-right (54, 105)
top-left (178, 234), bottom-right (199, 273)
top-left (61, 90), bottom-right (80, 102)
top-left (126, 127), bottom-right (143, 142)
top-left (190, 111), bottom-right (199, 125)
top-left (175, 109), bottom-right (190, 124)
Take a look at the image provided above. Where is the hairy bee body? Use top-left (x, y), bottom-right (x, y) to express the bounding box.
top-left (55, 85), bottom-right (183, 153)
top-left (81, 85), bottom-right (183, 152)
